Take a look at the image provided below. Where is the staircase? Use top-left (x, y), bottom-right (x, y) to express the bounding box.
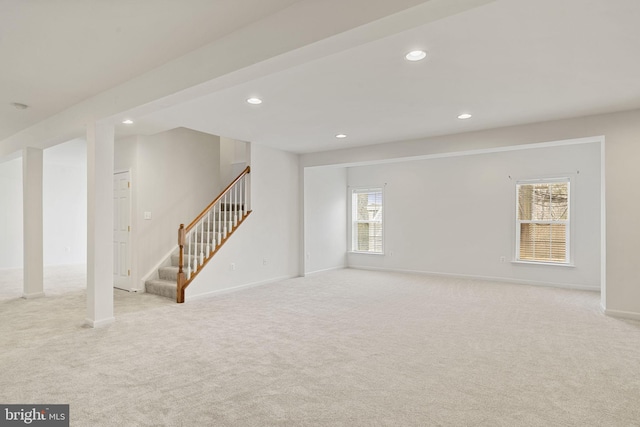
top-left (145, 167), bottom-right (251, 302)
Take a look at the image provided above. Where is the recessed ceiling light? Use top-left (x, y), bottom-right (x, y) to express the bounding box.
top-left (335, 134), bottom-right (347, 139)
top-left (122, 119), bottom-right (134, 124)
top-left (405, 50), bottom-right (427, 61)
top-left (246, 97), bottom-right (262, 105)
top-left (11, 102), bottom-right (29, 110)
top-left (457, 113), bottom-right (472, 120)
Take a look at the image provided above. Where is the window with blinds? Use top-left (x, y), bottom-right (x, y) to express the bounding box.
top-left (351, 188), bottom-right (383, 253)
top-left (516, 179), bottom-right (570, 263)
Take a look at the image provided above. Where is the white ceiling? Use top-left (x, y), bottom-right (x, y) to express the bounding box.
top-left (3, 0), bottom-right (640, 155)
top-left (0, 0), bottom-right (299, 141)
top-left (128, 0), bottom-right (640, 153)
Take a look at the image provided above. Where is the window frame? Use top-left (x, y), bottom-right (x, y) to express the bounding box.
top-left (514, 177), bottom-right (571, 265)
top-left (349, 187), bottom-right (384, 255)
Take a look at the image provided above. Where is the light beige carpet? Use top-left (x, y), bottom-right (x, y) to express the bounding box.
top-left (0, 264), bottom-right (88, 300)
top-left (1, 268), bottom-right (639, 426)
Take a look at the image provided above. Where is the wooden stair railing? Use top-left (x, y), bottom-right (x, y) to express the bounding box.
top-left (176, 166), bottom-right (252, 303)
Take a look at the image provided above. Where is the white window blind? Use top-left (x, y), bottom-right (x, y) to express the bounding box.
top-left (351, 188), bottom-right (383, 253)
top-left (516, 179), bottom-right (570, 263)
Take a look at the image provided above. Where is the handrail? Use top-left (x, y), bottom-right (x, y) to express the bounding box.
top-left (176, 166), bottom-right (252, 303)
top-left (185, 166), bottom-right (250, 233)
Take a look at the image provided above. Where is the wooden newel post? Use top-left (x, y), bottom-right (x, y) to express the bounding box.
top-left (177, 224), bottom-right (186, 303)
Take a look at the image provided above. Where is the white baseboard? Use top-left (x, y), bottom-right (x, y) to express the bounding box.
top-left (22, 292), bottom-right (45, 299)
top-left (185, 274), bottom-right (298, 302)
top-left (84, 317), bottom-right (115, 328)
top-left (603, 308), bottom-right (640, 321)
top-left (348, 265), bottom-right (601, 292)
top-left (304, 266), bottom-right (346, 276)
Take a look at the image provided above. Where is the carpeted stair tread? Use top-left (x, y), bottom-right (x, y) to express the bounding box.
top-left (158, 266), bottom-right (179, 281)
top-left (145, 279), bottom-right (176, 299)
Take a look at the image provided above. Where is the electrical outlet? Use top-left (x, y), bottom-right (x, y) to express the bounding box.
top-left (499, 256), bottom-right (506, 263)
top-left (230, 263), bottom-right (236, 271)
top-left (263, 258), bottom-right (268, 266)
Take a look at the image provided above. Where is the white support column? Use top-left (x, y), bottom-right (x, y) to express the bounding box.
top-left (86, 122), bottom-right (115, 328)
top-left (22, 147), bottom-right (44, 299)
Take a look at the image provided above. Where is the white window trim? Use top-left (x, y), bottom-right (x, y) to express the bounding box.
top-left (349, 186), bottom-right (384, 255)
top-left (511, 260), bottom-right (575, 267)
top-left (514, 177), bottom-right (571, 265)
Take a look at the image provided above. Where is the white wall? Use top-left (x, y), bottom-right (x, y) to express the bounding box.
top-left (114, 135), bottom-right (138, 171)
top-left (304, 167), bottom-right (347, 274)
top-left (346, 141), bottom-right (601, 289)
top-left (0, 158), bottom-right (23, 269)
top-left (220, 137), bottom-right (248, 184)
top-left (115, 128), bottom-right (221, 290)
top-left (186, 143), bottom-right (300, 299)
top-left (301, 108), bottom-right (640, 319)
top-left (0, 140), bottom-right (87, 270)
top-left (43, 139), bottom-right (87, 266)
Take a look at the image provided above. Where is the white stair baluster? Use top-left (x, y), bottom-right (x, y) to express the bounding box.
top-left (231, 184), bottom-right (235, 228)
top-left (227, 188), bottom-right (233, 233)
top-left (214, 201), bottom-right (218, 246)
top-left (214, 207), bottom-right (218, 248)
top-left (230, 184), bottom-right (234, 228)
top-left (200, 220), bottom-right (204, 265)
top-left (234, 183), bottom-right (239, 226)
top-left (192, 229), bottom-right (195, 270)
top-left (229, 190), bottom-right (233, 231)
top-left (215, 206), bottom-right (218, 247)
top-left (209, 208), bottom-right (213, 250)
top-left (221, 194), bottom-right (225, 238)
top-left (230, 188), bottom-right (234, 229)
top-left (241, 176), bottom-right (246, 218)
top-left (187, 231), bottom-right (192, 279)
top-left (223, 193), bottom-right (228, 238)
top-left (244, 174), bottom-right (248, 217)
top-left (206, 210), bottom-right (211, 255)
top-left (193, 226), bottom-right (198, 270)
top-left (192, 232), bottom-right (198, 273)
top-left (218, 200), bottom-right (222, 243)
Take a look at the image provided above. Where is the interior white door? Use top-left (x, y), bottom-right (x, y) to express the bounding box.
top-left (113, 171), bottom-right (131, 290)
